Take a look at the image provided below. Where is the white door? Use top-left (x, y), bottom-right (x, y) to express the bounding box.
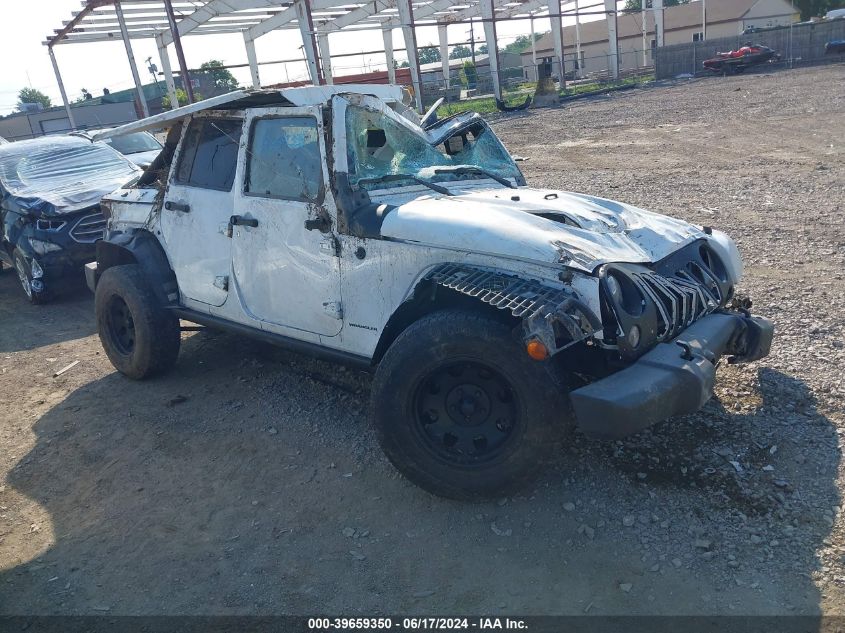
top-left (230, 107), bottom-right (342, 337)
top-left (159, 114), bottom-right (243, 307)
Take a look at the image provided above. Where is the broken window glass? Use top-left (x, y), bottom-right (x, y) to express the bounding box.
top-left (345, 105), bottom-right (521, 192)
top-left (245, 117), bottom-right (322, 202)
top-left (105, 132), bottom-right (162, 155)
top-left (175, 118), bottom-right (242, 191)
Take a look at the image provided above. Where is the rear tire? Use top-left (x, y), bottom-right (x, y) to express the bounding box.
top-left (95, 264), bottom-right (180, 379)
top-left (371, 309), bottom-right (569, 500)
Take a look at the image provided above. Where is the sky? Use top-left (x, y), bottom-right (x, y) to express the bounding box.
top-left (0, 1), bottom-right (621, 116)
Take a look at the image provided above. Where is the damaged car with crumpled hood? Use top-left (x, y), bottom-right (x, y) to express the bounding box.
top-left (0, 135), bottom-right (141, 303)
top-left (85, 85), bottom-right (773, 499)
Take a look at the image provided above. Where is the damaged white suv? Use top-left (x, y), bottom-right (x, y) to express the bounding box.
top-left (87, 85), bottom-right (773, 499)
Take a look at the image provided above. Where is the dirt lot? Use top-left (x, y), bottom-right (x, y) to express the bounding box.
top-left (1, 64), bottom-right (844, 616)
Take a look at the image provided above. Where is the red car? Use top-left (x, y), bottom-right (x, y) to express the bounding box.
top-left (703, 44), bottom-right (781, 74)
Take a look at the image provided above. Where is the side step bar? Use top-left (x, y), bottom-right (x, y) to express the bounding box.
top-left (171, 308), bottom-right (372, 371)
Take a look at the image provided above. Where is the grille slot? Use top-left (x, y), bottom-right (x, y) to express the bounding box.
top-left (634, 271), bottom-right (716, 341)
top-left (70, 212), bottom-right (106, 243)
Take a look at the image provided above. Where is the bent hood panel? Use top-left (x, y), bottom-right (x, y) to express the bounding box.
top-left (379, 187), bottom-right (703, 271)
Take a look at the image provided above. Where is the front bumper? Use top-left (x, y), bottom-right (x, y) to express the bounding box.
top-left (570, 312), bottom-right (773, 439)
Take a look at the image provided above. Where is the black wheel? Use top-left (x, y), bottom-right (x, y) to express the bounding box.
top-left (371, 309), bottom-right (569, 500)
top-left (13, 249), bottom-right (48, 304)
top-left (95, 264), bottom-right (180, 379)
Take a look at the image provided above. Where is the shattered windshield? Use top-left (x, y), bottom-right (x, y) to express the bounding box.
top-left (345, 104), bottom-right (521, 192)
top-left (105, 132), bottom-right (162, 155)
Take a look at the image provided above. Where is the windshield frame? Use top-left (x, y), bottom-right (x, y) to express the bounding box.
top-left (332, 94), bottom-right (524, 194)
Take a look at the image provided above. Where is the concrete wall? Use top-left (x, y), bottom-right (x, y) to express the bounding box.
top-left (655, 19), bottom-right (845, 79)
top-left (0, 101), bottom-right (138, 141)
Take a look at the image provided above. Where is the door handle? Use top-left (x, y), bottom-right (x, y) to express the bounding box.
top-left (164, 201), bottom-right (190, 213)
top-left (229, 215), bottom-right (259, 228)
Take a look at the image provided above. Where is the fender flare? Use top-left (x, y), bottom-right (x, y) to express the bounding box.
top-left (95, 230), bottom-right (178, 306)
top-left (374, 263), bottom-right (601, 363)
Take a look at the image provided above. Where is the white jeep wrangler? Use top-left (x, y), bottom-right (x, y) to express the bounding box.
top-left (87, 85), bottom-right (773, 499)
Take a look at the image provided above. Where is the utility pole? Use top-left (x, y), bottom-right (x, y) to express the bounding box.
top-left (163, 0), bottom-right (194, 104)
top-left (702, 0), bottom-right (707, 41)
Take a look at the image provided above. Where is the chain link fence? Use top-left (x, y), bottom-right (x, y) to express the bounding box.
top-left (420, 47), bottom-right (656, 112)
top-left (655, 20), bottom-right (845, 79)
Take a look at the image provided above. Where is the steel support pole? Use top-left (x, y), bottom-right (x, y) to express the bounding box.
top-left (47, 46), bottom-right (76, 130)
top-left (244, 33), bottom-right (261, 88)
top-left (654, 0), bottom-right (665, 49)
top-left (480, 0), bottom-right (502, 100)
top-left (115, 1), bottom-right (149, 117)
top-left (642, 0), bottom-right (648, 67)
top-left (317, 32), bottom-right (333, 84)
top-left (702, 0), bottom-right (707, 41)
top-left (530, 14), bottom-right (537, 67)
top-left (295, 0), bottom-right (323, 85)
top-left (156, 34), bottom-right (180, 109)
top-left (547, 0), bottom-right (565, 89)
top-left (383, 28), bottom-right (397, 84)
top-left (396, 0), bottom-right (423, 112)
top-left (604, 0), bottom-right (619, 79)
top-left (438, 24), bottom-right (450, 90)
top-left (163, 0), bottom-right (194, 103)
top-left (574, 0), bottom-right (583, 78)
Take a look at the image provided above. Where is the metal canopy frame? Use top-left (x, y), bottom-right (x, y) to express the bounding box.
top-left (46, 0), bottom-right (639, 119)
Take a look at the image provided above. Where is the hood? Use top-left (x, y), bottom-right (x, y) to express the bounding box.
top-left (379, 186), bottom-right (704, 273)
top-left (123, 149), bottom-right (162, 169)
top-left (0, 136), bottom-right (141, 217)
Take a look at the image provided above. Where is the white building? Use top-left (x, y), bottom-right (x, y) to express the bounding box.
top-left (521, 0), bottom-right (799, 80)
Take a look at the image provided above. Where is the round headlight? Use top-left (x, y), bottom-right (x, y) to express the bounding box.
top-left (606, 274), bottom-right (622, 300)
top-left (628, 325), bottom-right (641, 349)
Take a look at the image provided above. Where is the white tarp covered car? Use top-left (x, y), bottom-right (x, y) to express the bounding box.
top-left (85, 86), bottom-right (773, 499)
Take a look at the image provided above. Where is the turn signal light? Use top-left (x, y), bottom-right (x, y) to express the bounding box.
top-left (526, 339), bottom-right (549, 361)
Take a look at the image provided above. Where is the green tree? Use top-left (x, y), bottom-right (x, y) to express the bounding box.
top-left (502, 33), bottom-right (542, 55)
top-left (460, 61), bottom-right (478, 88)
top-left (793, 0), bottom-right (843, 20)
top-left (162, 88), bottom-right (203, 109)
top-left (17, 87), bottom-right (51, 111)
top-left (418, 46), bottom-right (441, 65)
top-left (623, 0), bottom-right (689, 10)
top-left (449, 44), bottom-right (473, 60)
top-left (196, 60), bottom-right (239, 93)
top-left (477, 44), bottom-right (488, 55)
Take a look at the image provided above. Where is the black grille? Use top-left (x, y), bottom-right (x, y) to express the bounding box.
top-left (601, 239), bottom-right (733, 358)
top-left (633, 271), bottom-right (717, 341)
top-left (70, 211), bottom-right (106, 243)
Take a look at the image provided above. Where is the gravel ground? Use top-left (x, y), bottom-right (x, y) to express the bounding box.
top-left (1, 63), bottom-right (843, 616)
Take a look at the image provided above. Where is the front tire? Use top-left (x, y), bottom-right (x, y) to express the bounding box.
top-left (371, 309), bottom-right (569, 500)
top-left (95, 264), bottom-right (180, 379)
top-left (13, 249), bottom-right (47, 304)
